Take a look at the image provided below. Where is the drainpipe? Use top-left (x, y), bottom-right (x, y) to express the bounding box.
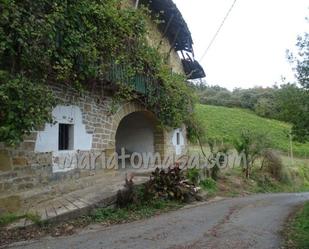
top-left (135, 0), bottom-right (139, 9)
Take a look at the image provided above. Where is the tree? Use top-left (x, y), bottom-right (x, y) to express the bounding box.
top-left (287, 25), bottom-right (309, 141)
top-left (233, 129), bottom-right (272, 179)
top-left (291, 32), bottom-right (309, 89)
top-left (254, 97), bottom-right (277, 118)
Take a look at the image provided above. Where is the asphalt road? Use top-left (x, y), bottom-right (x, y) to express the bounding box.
top-left (7, 192), bottom-right (309, 249)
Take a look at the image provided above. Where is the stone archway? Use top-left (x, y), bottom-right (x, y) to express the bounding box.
top-left (107, 102), bottom-right (165, 162)
top-left (115, 111), bottom-right (155, 155)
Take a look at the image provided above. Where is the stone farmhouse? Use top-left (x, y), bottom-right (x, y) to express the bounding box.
top-left (0, 0), bottom-right (205, 212)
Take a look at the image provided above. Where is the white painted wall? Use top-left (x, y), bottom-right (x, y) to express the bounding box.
top-left (116, 112), bottom-right (154, 154)
top-left (35, 105), bottom-right (92, 153)
top-left (172, 128), bottom-right (185, 155)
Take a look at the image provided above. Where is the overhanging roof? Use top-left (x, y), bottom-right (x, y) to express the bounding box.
top-left (142, 0), bottom-right (193, 53)
top-left (141, 0), bottom-right (206, 80)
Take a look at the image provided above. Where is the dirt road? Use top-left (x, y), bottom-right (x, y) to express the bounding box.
top-left (6, 192), bottom-right (309, 249)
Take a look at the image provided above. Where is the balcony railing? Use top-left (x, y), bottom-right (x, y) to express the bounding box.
top-left (105, 62), bottom-right (157, 95)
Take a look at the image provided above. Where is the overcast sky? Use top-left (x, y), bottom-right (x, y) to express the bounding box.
top-left (173, 0), bottom-right (309, 90)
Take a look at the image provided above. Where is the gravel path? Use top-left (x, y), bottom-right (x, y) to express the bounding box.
top-left (6, 192), bottom-right (309, 249)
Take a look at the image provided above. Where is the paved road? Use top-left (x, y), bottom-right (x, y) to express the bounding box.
top-left (7, 193), bottom-right (309, 249)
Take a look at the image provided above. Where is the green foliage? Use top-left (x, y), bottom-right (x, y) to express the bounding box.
top-left (0, 0), bottom-right (149, 84)
top-left (0, 0), bottom-right (196, 143)
top-left (186, 111), bottom-right (207, 144)
top-left (274, 84), bottom-right (309, 142)
top-left (289, 31), bottom-right (309, 89)
top-left (187, 167), bottom-right (200, 185)
top-left (285, 201), bottom-right (309, 249)
top-left (261, 150), bottom-right (285, 182)
top-left (90, 207), bottom-right (129, 223)
top-left (0, 72), bottom-right (55, 145)
top-left (254, 97), bottom-right (277, 118)
top-left (195, 104), bottom-right (309, 156)
top-left (90, 199), bottom-right (182, 224)
top-left (285, 23), bottom-right (309, 140)
top-left (0, 213), bottom-right (20, 227)
top-left (233, 129), bottom-right (272, 178)
top-left (116, 166), bottom-right (201, 208)
top-left (199, 178), bottom-right (217, 194)
top-left (147, 66), bottom-right (196, 128)
top-left (193, 82), bottom-right (308, 142)
top-left (194, 84), bottom-right (277, 115)
top-left (0, 212), bottom-right (41, 227)
top-left (291, 164), bottom-right (309, 191)
top-left (253, 174), bottom-right (283, 193)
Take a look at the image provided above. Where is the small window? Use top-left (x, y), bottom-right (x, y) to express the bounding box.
top-left (176, 132), bottom-right (180, 145)
top-left (58, 124), bottom-right (74, 150)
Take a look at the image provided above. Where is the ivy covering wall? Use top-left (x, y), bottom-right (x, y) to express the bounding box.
top-left (0, 0), bottom-right (197, 145)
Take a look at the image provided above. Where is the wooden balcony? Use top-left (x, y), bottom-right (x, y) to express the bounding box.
top-left (105, 62), bottom-right (157, 95)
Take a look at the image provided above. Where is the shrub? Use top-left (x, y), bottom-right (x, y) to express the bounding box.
top-left (261, 150), bottom-right (286, 182)
top-left (233, 129), bottom-right (272, 178)
top-left (187, 167), bottom-right (200, 185)
top-left (143, 166), bottom-right (199, 203)
top-left (200, 178), bottom-right (217, 193)
top-left (116, 173), bottom-right (138, 208)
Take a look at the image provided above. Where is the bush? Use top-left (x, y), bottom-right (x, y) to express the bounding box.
top-left (187, 167), bottom-right (200, 185)
top-left (116, 173), bottom-right (138, 208)
top-left (200, 178), bottom-right (217, 193)
top-left (116, 165), bottom-right (201, 208)
top-left (143, 166), bottom-right (199, 203)
top-left (233, 129), bottom-right (272, 178)
top-left (261, 150), bottom-right (285, 182)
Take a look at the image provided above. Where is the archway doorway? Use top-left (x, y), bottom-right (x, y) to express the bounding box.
top-left (116, 111), bottom-right (155, 154)
top-left (113, 104), bottom-right (166, 169)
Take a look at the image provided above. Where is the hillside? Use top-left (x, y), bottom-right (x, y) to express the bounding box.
top-left (196, 104), bottom-right (309, 156)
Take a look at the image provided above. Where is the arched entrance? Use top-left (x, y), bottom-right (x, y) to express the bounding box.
top-left (115, 111), bottom-right (155, 155)
top-left (104, 102), bottom-right (166, 170)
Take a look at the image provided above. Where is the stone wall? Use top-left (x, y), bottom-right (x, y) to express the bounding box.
top-left (0, 83), bottom-right (187, 193)
top-left (0, 1), bottom-right (187, 194)
top-left (145, 13), bottom-right (184, 74)
top-left (126, 0), bottom-right (184, 74)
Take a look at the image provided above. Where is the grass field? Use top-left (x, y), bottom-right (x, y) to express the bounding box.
top-left (195, 104), bottom-right (309, 157)
top-left (284, 201), bottom-right (309, 249)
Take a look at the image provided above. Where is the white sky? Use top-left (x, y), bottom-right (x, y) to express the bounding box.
top-left (173, 0), bottom-right (309, 90)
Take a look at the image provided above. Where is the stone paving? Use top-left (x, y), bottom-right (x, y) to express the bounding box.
top-left (6, 170), bottom-right (150, 229)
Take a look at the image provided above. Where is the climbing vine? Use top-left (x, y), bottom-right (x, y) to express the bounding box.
top-left (0, 0), bottom-right (197, 145)
top-left (0, 72), bottom-right (55, 146)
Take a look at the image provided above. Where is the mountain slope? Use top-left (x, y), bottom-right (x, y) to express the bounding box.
top-left (196, 104), bottom-right (309, 156)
